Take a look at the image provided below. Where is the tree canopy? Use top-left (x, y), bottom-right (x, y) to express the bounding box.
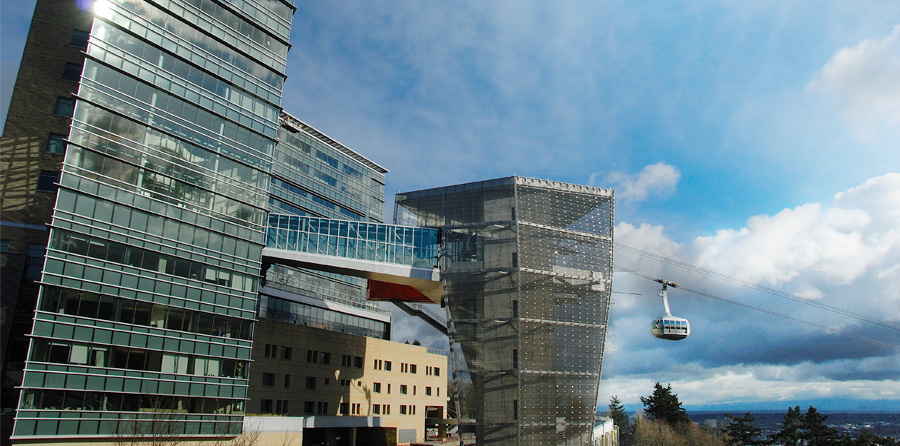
top-left (724, 412), bottom-right (763, 446)
top-left (613, 386), bottom-right (897, 446)
top-left (640, 382), bottom-right (692, 428)
top-left (608, 395), bottom-right (628, 429)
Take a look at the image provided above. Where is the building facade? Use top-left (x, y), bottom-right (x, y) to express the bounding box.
top-left (396, 177), bottom-right (615, 446)
top-left (264, 112), bottom-right (389, 323)
top-left (4, 4), bottom-right (610, 446)
top-left (0, 2), bottom-right (93, 435)
top-left (247, 113), bottom-right (446, 445)
top-left (10, 0), bottom-right (295, 440)
top-left (249, 317), bottom-right (447, 445)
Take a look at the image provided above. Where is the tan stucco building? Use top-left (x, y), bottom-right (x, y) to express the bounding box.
top-left (248, 317), bottom-right (448, 445)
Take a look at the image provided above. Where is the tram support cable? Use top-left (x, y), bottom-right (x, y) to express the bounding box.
top-left (614, 264), bottom-right (899, 352)
top-left (614, 242), bottom-right (900, 333)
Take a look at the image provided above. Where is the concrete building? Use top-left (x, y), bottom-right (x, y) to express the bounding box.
top-left (591, 417), bottom-right (618, 446)
top-left (249, 318), bottom-right (447, 445)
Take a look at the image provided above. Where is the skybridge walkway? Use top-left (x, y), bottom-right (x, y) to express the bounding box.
top-left (262, 214), bottom-right (444, 303)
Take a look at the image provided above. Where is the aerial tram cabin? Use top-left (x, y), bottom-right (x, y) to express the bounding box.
top-left (651, 279), bottom-right (691, 340)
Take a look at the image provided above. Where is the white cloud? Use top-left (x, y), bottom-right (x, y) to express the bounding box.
top-left (599, 162), bottom-right (681, 203)
top-left (599, 362), bottom-right (900, 409)
top-left (808, 25), bottom-right (900, 140)
top-left (681, 174), bottom-right (900, 316)
top-left (602, 173), bottom-right (900, 408)
top-left (617, 173), bottom-right (900, 316)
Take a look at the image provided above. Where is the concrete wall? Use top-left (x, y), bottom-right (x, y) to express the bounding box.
top-left (248, 319), bottom-right (447, 443)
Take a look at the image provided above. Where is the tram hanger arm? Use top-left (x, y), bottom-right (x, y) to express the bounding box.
top-left (654, 278), bottom-right (679, 288)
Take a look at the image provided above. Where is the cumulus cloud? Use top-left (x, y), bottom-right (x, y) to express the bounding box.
top-left (684, 174), bottom-right (900, 308)
top-left (602, 173), bottom-right (900, 408)
top-left (598, 162), bottom-right (681, 203)
top-left (598, 363), bottom-right (900, 409)
top-left (808, 25), bottom-right (900, 140)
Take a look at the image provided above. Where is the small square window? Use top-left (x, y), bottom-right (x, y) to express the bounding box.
top-left (53, 98), bottom-right (74, 117)
top-left (37, 170), bottom-right (59, 192)
top-left (62, 63), bottom-right (82, 82)
top-left (47, 134), bottom-right (67, 154)
top-left (70, 30), bottom-right (89, 49)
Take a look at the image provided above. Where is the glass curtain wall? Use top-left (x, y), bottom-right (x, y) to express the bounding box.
top-left (395, 177), bottom-right (614, 446)
top-left (262, 114), bottom-right (389, 322)
top-left (13, 0), bottom-right (294, 439)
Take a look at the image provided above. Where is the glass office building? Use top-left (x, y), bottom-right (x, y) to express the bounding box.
top-left (258, 112), bottom-right (392, 340)
top-left (396, 177), bottom-right (615, 446)
top-left (12, 0), bottom-right (294, 439)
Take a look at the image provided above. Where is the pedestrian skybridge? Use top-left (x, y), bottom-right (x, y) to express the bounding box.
top-left (262, 214), bottom-right (444, 304)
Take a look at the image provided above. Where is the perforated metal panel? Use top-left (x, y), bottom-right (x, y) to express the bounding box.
top-left (395, 177), bottom-right (614, 446)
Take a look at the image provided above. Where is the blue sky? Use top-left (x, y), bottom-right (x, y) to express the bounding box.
top-left (3, 0), bottom-right (899, 412)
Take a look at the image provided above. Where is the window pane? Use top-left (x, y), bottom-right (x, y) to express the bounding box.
top-left (70, 30), bottom-right (89, 48)
top-left (46, 134), bottom-right (67, 154)
top-left (62, 63), bottom-right (82, 82)
top-left (54, 98), bottom-right (74, 117)
top-left (37, 170), bottom-right (59, 192)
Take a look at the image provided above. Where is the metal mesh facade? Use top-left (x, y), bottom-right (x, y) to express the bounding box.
top-left (395, 177), bottom-right (614, 446)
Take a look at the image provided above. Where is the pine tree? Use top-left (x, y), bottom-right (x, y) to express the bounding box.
top-left (724, 412), bottom-right (763, 446)
top-left (771, 406), bottom-right (804, 446)
top-left (640, 382), bottom-right (691, 428)
top-left (609, 396), bottom-right (628, 430)
top-left (802, 406), bottom-right (839, 446)
top-left (608, 395), bottom-right (632, 446)
top-left (855, 429), bottom-right (900, 446)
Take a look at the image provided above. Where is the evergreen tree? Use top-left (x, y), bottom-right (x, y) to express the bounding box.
top-left (608, 395), bottom-right (632, 446)
top-left (802, 406), bottom-right (840, 446)
top-left (854, 429), bottom-right (900, 446)
top-left (724, 412), bottom-right (763, 446)
top-left (771, 406), bottom-right (804, 446)
top-left (608, 395), bottom-right (628, 430)
top-left (640, 382), bottom-right (691, 428)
